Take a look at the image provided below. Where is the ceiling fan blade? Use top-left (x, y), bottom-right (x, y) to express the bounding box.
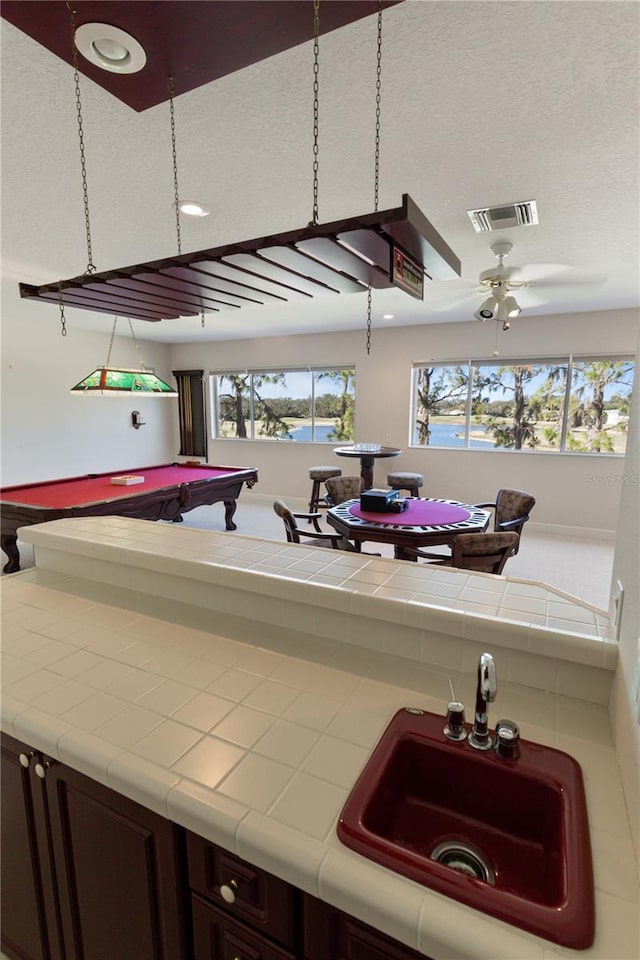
top-left (507, 262), bottom-right (571, 283)
top-left (429, 292), bottom-right (478, 311)
top-left (515, 289), bottom-right (547, 308)
top-left (424, 281), bottom-right (476, 311)
top-left (532, 270), bottom-right (608, 289)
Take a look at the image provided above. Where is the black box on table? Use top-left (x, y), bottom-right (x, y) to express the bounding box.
top-left (360, 488), bottom-right (401, 512)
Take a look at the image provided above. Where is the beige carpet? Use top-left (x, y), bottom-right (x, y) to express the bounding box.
top-left (9, 493), bottom-right (614, 611)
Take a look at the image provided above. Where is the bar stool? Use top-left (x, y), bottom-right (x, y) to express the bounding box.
top-left (387, 471), bottom-right (424, 498)
top-left (309, 466), bottom-right (342, 514)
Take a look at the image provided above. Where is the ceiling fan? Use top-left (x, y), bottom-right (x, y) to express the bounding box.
top-left (429, 240), bottom-right (607, 327)
top-left (473, 242), bottom-right (524, 328)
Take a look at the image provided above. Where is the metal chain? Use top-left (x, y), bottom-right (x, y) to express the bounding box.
top-left (66, 1), bottom-right (95, 275)
top-left (58, 282), bottom-right (68, 337)
top-left (128, 318), bottom-right (146, 367)
top-left (168, 77), bottom-right (182, 255)
top-left (374, 1), bottom-right (382, 213)
top-left (201, 308), bottom-right (205, 329)
top-left (309, 0), bottom-right (320, 226)
top-left (366, 2), bottom-right (383, 355)
top-left (105, 317), bottom-right (119, 368)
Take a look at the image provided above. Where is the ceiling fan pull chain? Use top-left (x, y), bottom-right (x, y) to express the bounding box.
top-left (366, 1), bottom-right (383, 356)
top-left (309, 0), bottom-right (320, 227)
top-left (66, 1), bottom-right (95, 276)
top-left (201, 308), bottom-right (205, 329)
top-left (168, 77), bottom-right (182, 256)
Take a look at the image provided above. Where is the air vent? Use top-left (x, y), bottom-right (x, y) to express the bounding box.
top-left (467, 200), bottom-right (538, 233)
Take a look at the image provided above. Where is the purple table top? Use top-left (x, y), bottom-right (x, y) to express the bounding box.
top-left (349, 500), bottom-right (471, 526)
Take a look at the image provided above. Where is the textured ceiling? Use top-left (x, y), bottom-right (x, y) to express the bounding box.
top-left (0, 1), bottom-right (400, 110)
top-left (1, 1), bottom-right (638, 343)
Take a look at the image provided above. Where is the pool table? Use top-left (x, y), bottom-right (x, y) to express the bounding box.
top-left (0, 462), bottom-right (258, 573)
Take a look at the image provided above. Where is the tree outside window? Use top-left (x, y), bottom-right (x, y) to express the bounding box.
top-left (212, 368), bottom-right (355, 442)
top-left (412, 356), bottom-right (634, 455)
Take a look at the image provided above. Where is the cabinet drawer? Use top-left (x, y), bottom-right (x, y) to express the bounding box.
top-left (187, 832), bottom-right (297, 948)
top-left (192, 894), bottom-right (295, 960)
top-left (304, 894), bottom-right (431, 960)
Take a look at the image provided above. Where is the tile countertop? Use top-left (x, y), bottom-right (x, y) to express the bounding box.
top-left (1, 563), bottom-right (638, 958)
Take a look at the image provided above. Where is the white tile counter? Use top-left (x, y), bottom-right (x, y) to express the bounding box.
top-left (1, 518), bottom-right (638, 959)
top-left (19, 516), bottom-right (617, 706)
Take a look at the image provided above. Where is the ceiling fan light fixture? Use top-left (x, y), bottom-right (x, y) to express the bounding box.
top-left (74, 23), bottom-right (147, 74)
top-left (475, 295), bottom-right (498, 321)
top-left (504, 295), bottom-right (521, 317)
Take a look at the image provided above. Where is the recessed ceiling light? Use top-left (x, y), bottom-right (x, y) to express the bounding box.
top-left (179, 200), bottom-right (210, 218)
top-left (74, 23), bottom-right (146, 74)
top-left (383, 314), bottom-right (395, 319)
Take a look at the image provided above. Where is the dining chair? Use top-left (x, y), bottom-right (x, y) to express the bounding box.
top-left (407, 531), bottom-right (520, 574)
top-left (474, 489), bottom-right (536, 554)
top-left (273, 499), bottom-right (357, 551)
top-left (324, 475), bottom-right (363, 506)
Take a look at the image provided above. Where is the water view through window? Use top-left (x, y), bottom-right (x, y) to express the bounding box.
top-left (211, 368), bottom-right (355, 442)
top-left (412, 357), bottom-right (634, 455)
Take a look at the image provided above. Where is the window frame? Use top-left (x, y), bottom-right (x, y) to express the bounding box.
top-left (410, 354), bottom-right (635, 457)
top-left (209, 366), bottom-right (356, 443)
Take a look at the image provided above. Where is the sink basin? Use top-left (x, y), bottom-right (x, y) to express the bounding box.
top-left (337, 708), bottom-right (594, 949)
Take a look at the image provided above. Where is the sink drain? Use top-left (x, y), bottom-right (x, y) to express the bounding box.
top-left (430, 840), bottom-right (496, 885)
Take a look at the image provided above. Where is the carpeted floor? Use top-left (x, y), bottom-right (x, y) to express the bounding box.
top-left (9, 493), bottom-right (615, 611)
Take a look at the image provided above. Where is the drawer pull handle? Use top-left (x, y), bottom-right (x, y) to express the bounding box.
top-left (220, 879), bottom-right (238, 904)
top-left (19, 752), bottom-right (35, 768)
top-left (35, 760), bottom-right (52, 779)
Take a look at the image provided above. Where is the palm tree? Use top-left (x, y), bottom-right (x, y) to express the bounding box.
top-left (569, 361), bottom-right (634, 452)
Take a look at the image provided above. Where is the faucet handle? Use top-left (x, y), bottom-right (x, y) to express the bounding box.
top-left (495, 719), bottom-right (520, 759)
top-left (444, 701), bottom-right (467, 741)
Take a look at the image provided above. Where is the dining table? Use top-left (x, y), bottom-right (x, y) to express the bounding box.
top-left (333, 444), bottom-right (401, 490)
top-left (326, 496), bottom-right (492, 560)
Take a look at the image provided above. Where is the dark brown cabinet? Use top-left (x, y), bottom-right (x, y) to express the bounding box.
top-left (187, 831), bottom-right (299, 959)
top-left (2, 732), bottom-right (433, 960)
top-left (1, 734), bottom-right (189, 960)
top-left (304, 895), bottom-right (431, 960)
top-left (1, 736), bottom-right (64, 960)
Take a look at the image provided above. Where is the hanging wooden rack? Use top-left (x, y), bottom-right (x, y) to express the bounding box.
top-left (19, 194), bottom-right (461, 322)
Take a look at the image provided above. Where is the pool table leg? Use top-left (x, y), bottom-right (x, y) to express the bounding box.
top-left (1, 533), bottom-right (20, 573)
top-left (224, 499), bottom-right (238, 531)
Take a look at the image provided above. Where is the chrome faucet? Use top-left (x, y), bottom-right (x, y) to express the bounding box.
top-left (469, 652), bottom-right (497, 751)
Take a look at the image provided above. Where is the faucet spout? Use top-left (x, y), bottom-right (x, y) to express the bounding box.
top-left (469, 652), bottom-right (497, 751)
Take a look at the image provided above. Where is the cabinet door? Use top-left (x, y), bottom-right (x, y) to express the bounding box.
top-left (44, 759), bottom-right (189, 960)
top-left (0, 734), bottom-right (63, 960)
top-left (304, 894), bottom-right (431, 960)
top-left (192, 894), bottom-right (296, 960)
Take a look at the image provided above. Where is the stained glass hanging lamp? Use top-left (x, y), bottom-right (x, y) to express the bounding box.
top-left (70, 317), bottom-right (178, 396)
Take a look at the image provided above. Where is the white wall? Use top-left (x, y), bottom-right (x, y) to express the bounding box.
top-left (609, 321), bottom-right (640, 871)
top-left (0, 277), bottom-right (177, 485)
top-left (169, 307), bottom-right (638, 533)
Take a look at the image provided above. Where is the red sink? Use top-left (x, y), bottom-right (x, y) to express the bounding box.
top-left (337, 708), bottom-right (594, 949)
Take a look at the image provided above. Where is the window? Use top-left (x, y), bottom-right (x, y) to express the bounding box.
top-left (211, 368), bottom-right (355, 442)
top-left (412, 356), bottom-right (634, 455)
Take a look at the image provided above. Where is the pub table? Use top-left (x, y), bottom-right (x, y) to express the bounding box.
top-left (334, 444), bottom-right (401, 490)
